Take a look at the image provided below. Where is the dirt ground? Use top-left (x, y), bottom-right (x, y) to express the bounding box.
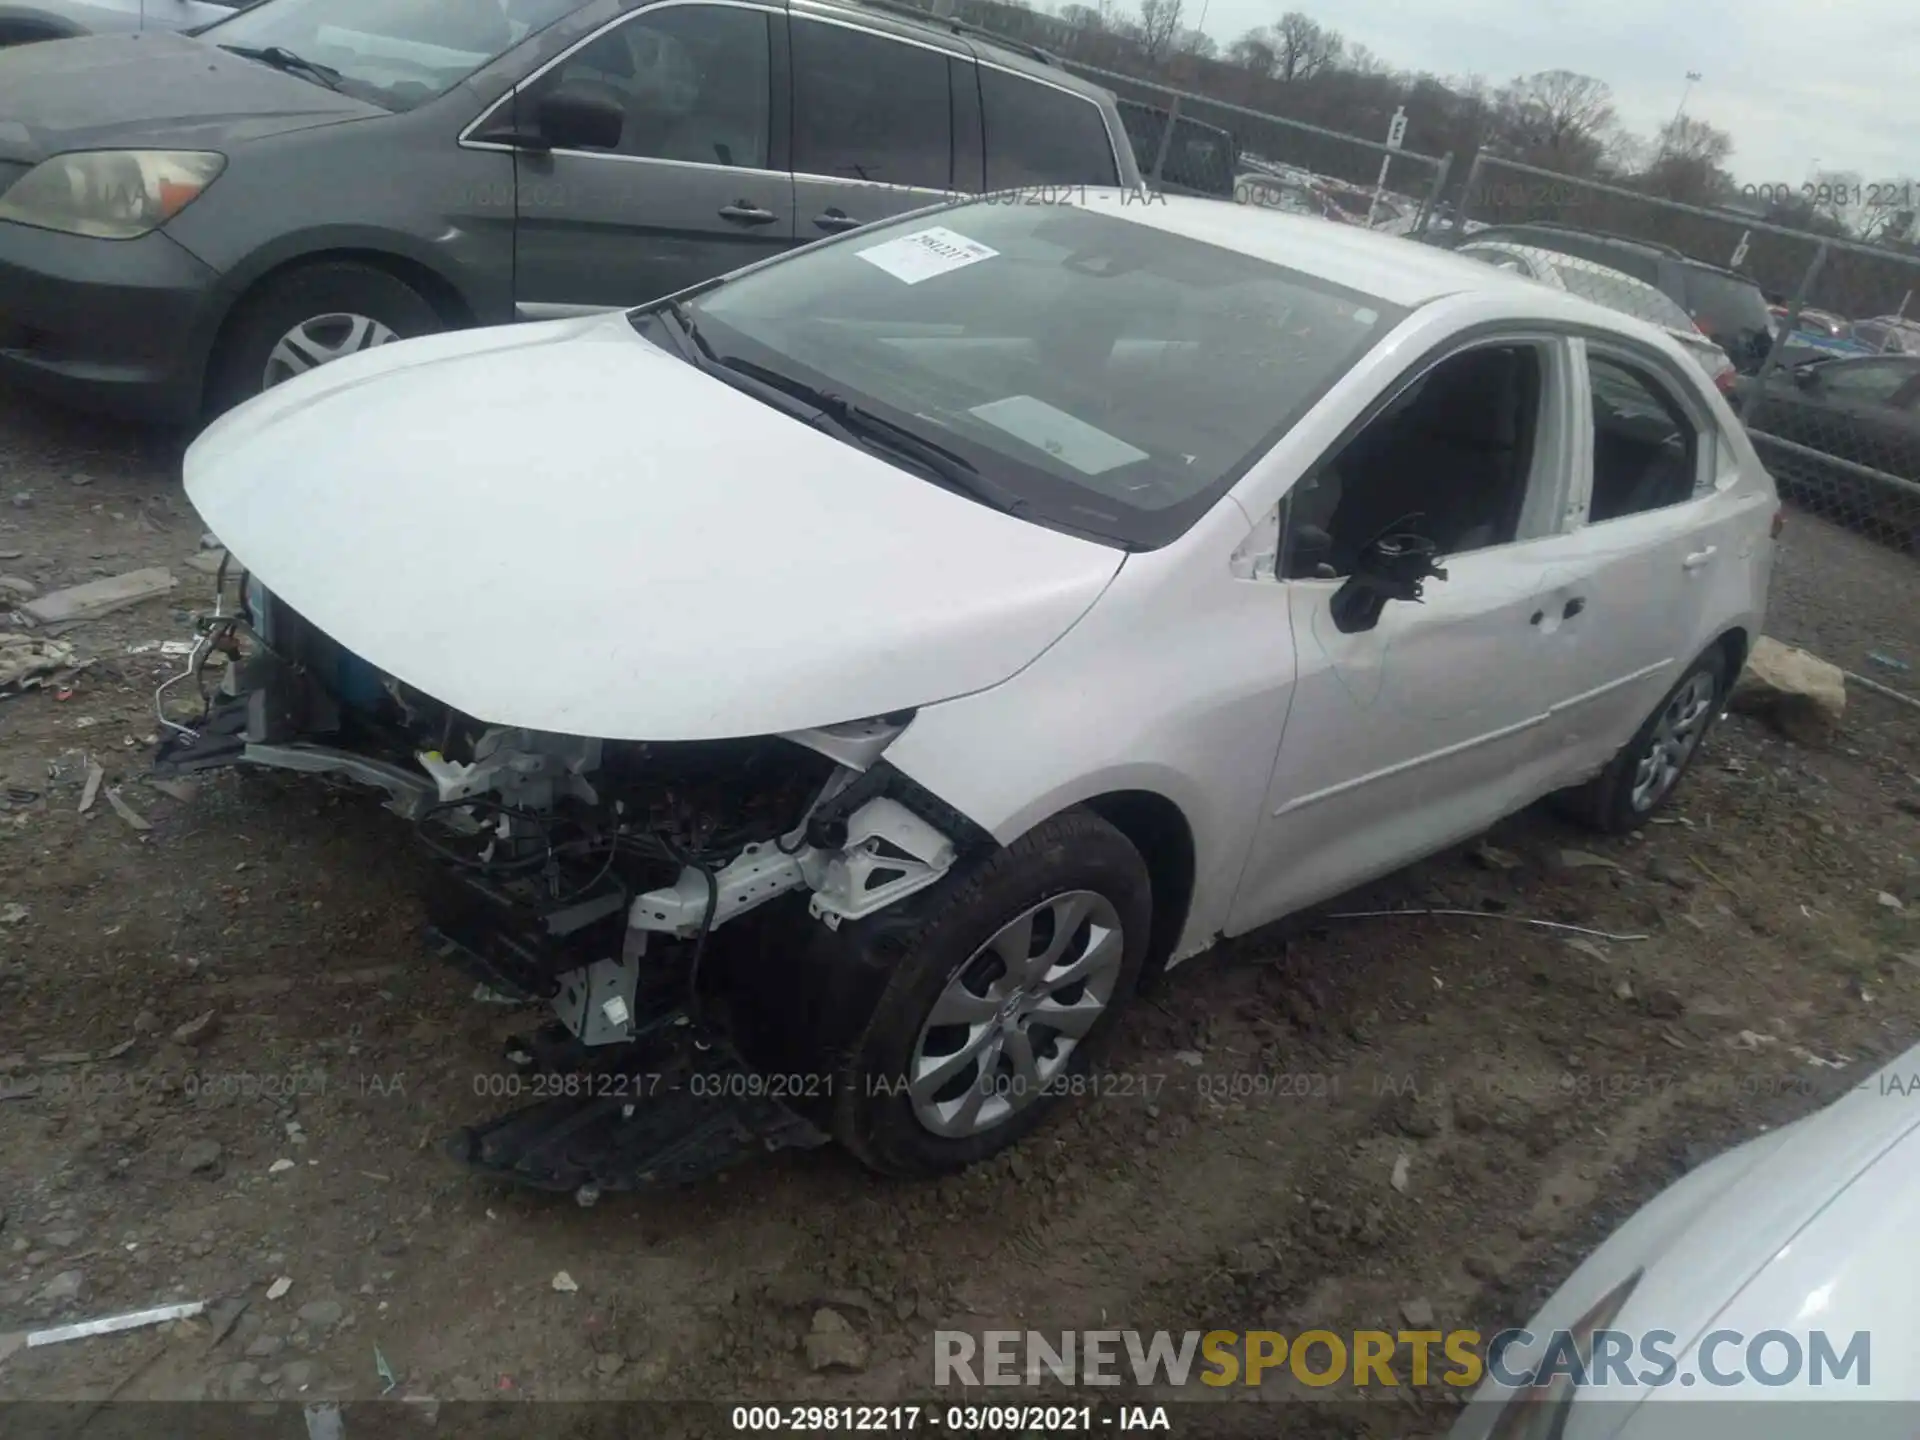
top-left (2, 385), bottom-right (1919, 1436)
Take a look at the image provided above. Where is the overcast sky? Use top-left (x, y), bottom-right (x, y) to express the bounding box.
top-left (1178, 0), bottom-right (1919, 186)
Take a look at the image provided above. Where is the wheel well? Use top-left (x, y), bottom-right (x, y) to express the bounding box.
top-left (1080, 790), bottom-right (1195, 986)
top-left (212, 249), bottom-right (476, 360)
top-left (1715, 626), bottom-right (1750, 677)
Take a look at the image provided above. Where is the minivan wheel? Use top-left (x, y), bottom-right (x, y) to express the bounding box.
top-left (831, 809), bottom-right (1151, 1178)
top-left (1557, 647), bottom-right (1730, 834)
top-left (208, 262), bottom-right (441, 417)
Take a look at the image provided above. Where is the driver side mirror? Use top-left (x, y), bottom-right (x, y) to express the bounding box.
top-left (535, 87), bottom-right (625, 151)
top-left (1329, 531), bottom-right (1448, 634)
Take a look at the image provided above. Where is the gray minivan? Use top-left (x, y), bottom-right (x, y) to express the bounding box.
top-left (0, 0), bottom-right (1138, 423)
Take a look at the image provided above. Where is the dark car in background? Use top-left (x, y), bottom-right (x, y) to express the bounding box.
top-left (1741, 353), bottom-right (1920, 480)
top-left (0, 0), bottom-right (235, 46)
top-left (1849, 315), bottom-right (1920, 356)
top-left (1116, 99), bottom-right (1234, 198)
top-left (1438, 221), bottom-right (1776, 374)
top-left (0, 0), bottom-right (1139, 425)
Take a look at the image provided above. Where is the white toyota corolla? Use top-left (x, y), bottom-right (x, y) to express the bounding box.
top-left (162, 192), bottom-right (1779, 1192)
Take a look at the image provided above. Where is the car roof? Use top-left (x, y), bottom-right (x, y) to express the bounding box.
top-left (800, 0), bottom-right (1112, 96)
top-left (1468, 222), bottom-right (1756, 282)
top-left (1073, 193), bottom-right (1577, 308)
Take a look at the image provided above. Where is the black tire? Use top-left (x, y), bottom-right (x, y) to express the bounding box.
top-left (830, 808), bottom-right (1151, 1178)
top-left (207, 262), bottom-right (442, 417)
top-left (1555, 646), bottom-right (1731, 833)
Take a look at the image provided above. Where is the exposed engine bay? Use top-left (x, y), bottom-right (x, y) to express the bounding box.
top-left (154, 577), bottom-right (985, 1195)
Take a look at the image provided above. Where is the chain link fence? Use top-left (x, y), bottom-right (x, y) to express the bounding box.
top-left (1443, 154), bottom-right (1920, 561)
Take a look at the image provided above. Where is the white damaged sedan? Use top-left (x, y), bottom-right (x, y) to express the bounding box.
top-left (166, 192), bottom-right (1778, 1191)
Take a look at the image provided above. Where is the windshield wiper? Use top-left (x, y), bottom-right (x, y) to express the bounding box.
top-left (715, 355), bottom-right (1029, 516)
top-left (219, 44), bottom-right (345, 92)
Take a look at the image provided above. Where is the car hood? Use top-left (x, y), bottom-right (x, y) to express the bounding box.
top-left (0, 33), bottom-right (381, 163)
top-left (185, 315), bottom-right (1126, 742)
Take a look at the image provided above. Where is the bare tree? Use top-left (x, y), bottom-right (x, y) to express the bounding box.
top-left (1057, 1), bottom-right (1105, 27)
top-left (1493, 70), bottom-right (1616, 170)
top-left (1272, 10), bottom-right (1343, 81)
top-left (1135, 0), bottom-right (1185, 62)
top-left (1641, 116), bottom-right (1735, 204)
top-left (1806, 169), bottom-right (1920, 243)
top-left (1176, 27), bottom-right (1218, 57)
top-left (1343, 42), bottom-right (1387, 77)
top-left (1227, 27), bottom-right (1278, 76)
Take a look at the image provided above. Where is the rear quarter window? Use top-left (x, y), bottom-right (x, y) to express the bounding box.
top-left (978, 66), bottom-right (1120, 189)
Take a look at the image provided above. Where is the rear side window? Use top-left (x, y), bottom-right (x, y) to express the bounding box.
top-left (979, 66), bottom-right (1119, 189)
top-left (1586, 354), bottom-right (1702, 522)
top-left (792, 21), bottom-right (952, 190)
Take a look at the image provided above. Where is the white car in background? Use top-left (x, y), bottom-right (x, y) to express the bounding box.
top-left (161, 195), bottom-right (1776, 1194)
top-left (1452, 1042), bottom-right (1920, 1438)
top-left (1460, 240), bottom-right (1740, 397)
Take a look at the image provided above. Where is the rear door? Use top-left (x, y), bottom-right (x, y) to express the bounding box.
top-left (505, 0), bottom-right (795, 316)
top-left (1543, 339), bottom-right (1755, 767)
top-left (788, 11), bottom-right (967, 240)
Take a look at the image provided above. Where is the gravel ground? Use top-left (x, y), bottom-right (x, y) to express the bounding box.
top-left (1, 385), bottom-right (1918, 1436)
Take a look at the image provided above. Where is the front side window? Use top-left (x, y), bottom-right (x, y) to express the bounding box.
top-left (792, 21), bottom-right (952, 190)
top-left (678, 200), bottom-right (1402, 548)
top-left (1586, 354), bottom-right (1701, 522)
top-left (982, 68), bottom-right (1119, 190)
top-left (200, 0), bottom-right (581, 110)
top-left (529, 5), bottom-right (771, 168)
top-left (1282, 344), bottom-right (1544, 578)
top-left (1818, 360), bottom-right (1915, 405)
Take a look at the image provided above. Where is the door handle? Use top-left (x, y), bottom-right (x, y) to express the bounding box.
top-left (717, 202), bottom-right (778, 226)
top-left (1563, 597), bottom-right (1586, 618)
top-left (1683, 545), bottom-right (1718, 570)
top-left (813, 208), bottom-right (862, 233)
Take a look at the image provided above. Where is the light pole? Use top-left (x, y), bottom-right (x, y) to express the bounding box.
top-left (1664, 70), bottom-right (1702, 150)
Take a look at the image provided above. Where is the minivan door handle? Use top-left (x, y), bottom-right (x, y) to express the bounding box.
top-left (717, 202), bottom-right (778, 226)
top-left (1683, 545), bottom-right (1718, 571)
top-left (813, 208), bottom-right (862, 233)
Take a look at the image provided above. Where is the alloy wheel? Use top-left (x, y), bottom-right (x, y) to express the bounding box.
top-left (1630, 670), bottom-right (1717, 812)
top-left (263, 312), bottom-right (400, 390)
top-left (909, 890), bottom-right (1126, 1138)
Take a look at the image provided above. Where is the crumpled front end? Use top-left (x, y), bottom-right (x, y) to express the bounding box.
top-left (153, 577), bottom-right (989, 1195)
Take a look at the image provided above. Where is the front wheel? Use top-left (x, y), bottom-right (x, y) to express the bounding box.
top-left (207, 262), bottom-right (442, 417)
top-left (1556, 646), bottom-right (1730, 833)
top-left (831, 809), bottom-right (1151, 1178)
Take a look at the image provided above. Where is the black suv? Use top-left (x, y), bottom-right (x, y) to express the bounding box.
top-left (1439, 222), bottom-right (1775, 373)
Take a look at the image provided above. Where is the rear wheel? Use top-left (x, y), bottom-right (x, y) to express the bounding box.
top-left (208, 262), bottom-right (441, 416)
top-left (830, 809), bottom-right (1151, 1178)
top-left (1557, 647), bottom-right (1729, 833)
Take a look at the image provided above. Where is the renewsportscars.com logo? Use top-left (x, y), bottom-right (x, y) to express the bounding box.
top-left (934, 1328), bottom-right (1873, 1391)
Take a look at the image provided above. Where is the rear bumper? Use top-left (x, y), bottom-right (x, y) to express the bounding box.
top-left (0, 219), bottom-right (218, 423)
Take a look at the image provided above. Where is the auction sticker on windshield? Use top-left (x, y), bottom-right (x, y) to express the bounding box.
top-left (857, 227), bottom-right (999, 285)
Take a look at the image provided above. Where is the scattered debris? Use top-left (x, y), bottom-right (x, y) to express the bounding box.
top-left (1613, 978), bottom-right (1635, 1002)
top-left (1727, 637), bottom-right (1846, 746)
top-left (1731, 1030), bottom-right (1778, 1051)
top-left (28, 1300), bottom-right (206, 1349)
top-left (1867, 651), bottom-right (1911, 673)
top-left (1792, 1047), bottom-right (1851, 1070)
top-left (1468, 843), bottom-right (1522, 872)
top-left (173, 1009), bottom-right (219, 1046)
top-left (78, 761), bottom-right (104, 814)
top-left (376, 1344), bottom-right (399, 1395)
top-left (207, 1298), bottom-right (249, 1348)
top-left (1389, 1153), bottom-right (1411, 1193)
top-left (805, 1307), bottom-right (869, 1373)
top-left (266, 1277), bottom-right (293, 1301)
top-left (104, 787), bottom-right (151, 832)
top-left (1325, 908), bottom-right (1650, 942)
top-left (1400, 1296), bottom-right (1436, 1328)
top-left (297, 1299), bottom-right (344, 1330)
top-left (551, 1271), bottom-right (579, 1293)
top-left (1557, 849), bottom-right (1622, 872)
top-left (1173, 1050), bottom-right (1204, 1068)
top-left (1877, 892), bottom-right (1905, 911)
top-left (303, 1401), bottom-right (343, 1440)
top-left (126, 639), bottom-right (196, 658)
top-left (22, 568), bottom-right (177, 627)
top-left (1562, 938), bottom-right (1610, 964)
top-left (0, 576), bottom-right (37, 601)
top-left (0, 903), bottom-right (26, 926)
top-left (38, 1270), bottom-right (85, 1305)
top-left (186, 550), bottom-right (229, 577)
top-left (0, 633), bottom-right (83, 692)
top-left (146, 778), bottom-right (198, 803)
top-left (269, 1159), bottom-right (296, 1175)
top-left (1645, 857), bottom-right (1697, 890)
top-left (181, 1140), bottom-right (223, 1174)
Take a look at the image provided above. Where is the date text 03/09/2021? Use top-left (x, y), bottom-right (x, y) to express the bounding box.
top-left (729, 1404), bottom-right (1174, 1432)
top-left (468, 1069), bottom-right (1175, 1103)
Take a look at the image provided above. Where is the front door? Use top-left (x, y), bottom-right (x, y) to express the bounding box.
top-left (1227, 338), bottom-right (1579, 932)
top-left (507, 1), bottom-right (795, 316)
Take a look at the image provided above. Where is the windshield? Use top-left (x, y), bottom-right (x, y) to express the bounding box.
top-left (198, 0), bottom-right (579, 110)
top-left (1552, 264), bottom-right (1695, 333)
top-left (677, 199), bottom-right (1402, 549)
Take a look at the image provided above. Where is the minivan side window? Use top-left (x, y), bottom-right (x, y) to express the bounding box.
top-left (531, 6), bottom-right (772, 169)
top-left (792, 20), bottom-right (953, 190)
top-left (1585, 355), bottom-right (1702, 522)
top-left (979, 66), bottom-right (1119, 189)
